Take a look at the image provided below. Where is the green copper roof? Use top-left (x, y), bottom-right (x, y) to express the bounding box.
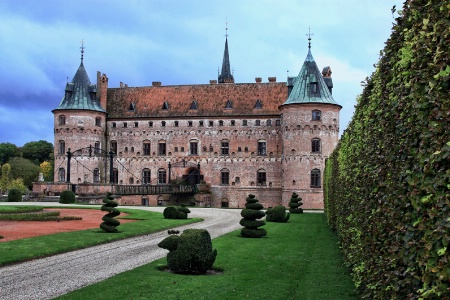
top-left (282, 49), bottom-right (340, 107)
top-left (53, 61), bottom-right (105, 112)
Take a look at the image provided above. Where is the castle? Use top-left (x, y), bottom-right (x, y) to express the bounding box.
top-left (43, 35), bottom-right (341, 209)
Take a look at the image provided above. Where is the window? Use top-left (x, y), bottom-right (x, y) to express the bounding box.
top-left (312, 138), bottom-right (321, 153)
top-left (238, 146), bottom-right (242, 152)
top-left (174, 121), bottom-right (179, 127)
top-left (111, 168), bottom-right (119, 184)
top-left (190, 100), bottom-right (198, 110)
top-left (266, 119), bottom-right (272, 126)
top-left (230, 120), bottom-right (235, 126)
top-left (180, 146), bottom-right (185, 152)
top-left (142, 168), bottom-right (151, 184)
top-left (134, 122), bottom-right (139, 128)
top-left (254, 99), bottom-right (263, 109)
top-left (110, 141), bottom-right (117, 154)
top-left (221, 141), bottom-right (229, 155)
top-left (311, 169), bottom-right (321, 188)
top-left (95, 117), bottom-right (101, 127)
top-left (59, 115), bottom-right (66, 125)
top-left (219, 120), bottom-right (224, 126)
top-left (221, 169), bottom-right (230, 185)
top-left (275, 119), bottom-right (281, 126)
top-left (158, 141), bottom-right (166, 156)
top-left (112, 122), bottom-right (116, 128)
top-left (190, 141), bottom-right (198, 155)
top-left (158, 169), bottom-right (167, 184)
top-left (199, 121), bottom-right (204, 127)
top-left (148, 121), bottom-right (153, 127)
top-left (58, 168), bottom-right (65, 182)
top-left (94, 142), bottom-right (100, 154)
top-left (225, 100), bottom-right (233, 109)
top-left (129, 177), bottom-right (134, 184)
top-left (235, 177), bottom-right (240, 183)
top-left (161, 121), bottom-right (166, 127)
top-left (128, 103), bottom-right (135, 111)
top-left (244, 147), bottom-right (248, 152)
top-left (162, 101), bottom-right (169, 110)
top-left (93, 168), bottom-right (100, 183)
top-left (174, 146), bottom-right (179, 152)
top-left (123, 122), bottom-right (128, 128)
top-left (143, 141), bottom-right (151, 155)
top-left (255, 120), bottom-right (261, 126)
top-left (310, 82), bottom-right (318, 94)
top-left (59, 140), bottom-right (65, 154)
top-left (257, 141), bottom-right (267, 156)
top-left (209, 121), bottom-right (213, 126)
top-left (257, 170), bottom-right (266, 186)
top-left (188, 121), bottom-right (193, 127)
top-left (312, 110), bottom-right (321, 121)
top-left (242, 120), bottom-right (248, 126)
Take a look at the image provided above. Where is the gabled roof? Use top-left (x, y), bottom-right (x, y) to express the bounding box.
top-left (53, 61), bottom-right (105, 113)
top-left (282, 49), bottom-right (340, 107)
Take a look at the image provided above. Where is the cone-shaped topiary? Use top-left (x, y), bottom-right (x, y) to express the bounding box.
top-left (100, 192), bottom-right (121, 233)
top-left (240, 194), bottom-right (267, 238)
top-left (266, 205), bottom-right (290, 222)
top-left (158, 229), bottom-right (217, 274)
top-left (288, 192), bottom-right (303, 214)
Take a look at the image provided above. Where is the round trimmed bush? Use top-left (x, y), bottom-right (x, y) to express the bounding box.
top-left (7, 189), bottom-right (22, 202)
top-left (241, 209), bottom-right (266, 220)
top-left (59, 190), bottom-right (75, 204)
top-left (266, 205), bottom-right (290, 222)
top-left (177, 211), bottom-right (187, 219)
top-left (163, 206), bottom-right (179, 219)
top-left (239, 218), bottom-right (266, 228)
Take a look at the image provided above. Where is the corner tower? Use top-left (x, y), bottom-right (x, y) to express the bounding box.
top-left (52, 43), bottom-right (107, 184)
top-left (279, 37), bottom-right (341, 209)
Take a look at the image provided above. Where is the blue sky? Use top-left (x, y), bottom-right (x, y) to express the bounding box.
top-left (0, 0), bottom-right (404, 147)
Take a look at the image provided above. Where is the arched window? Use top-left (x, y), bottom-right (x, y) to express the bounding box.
top-left (58, 168), bottom-right (65, 182)
top-left (257, 169), bottom-right (266, 186)
top-left (59, 115), bottom-right (66, 125)
top-left (221, 168), bottom-right (230, 185)
top-left (311, 138), bottom-right (321, 153)
top-left (312, 110), bottom-right (321, 121)
top-left (158, 169), bottom-right (167, 184)
top-left (58, 140), bottom-right (65, 154)
top-left (142, 168), bottom-right (151, 185)
top-left (311, 169), bottom-right (321, 188)
top-left (111, 168), bottom-right (119, 184)
top-left (93, 168), bottom-right (100, 183)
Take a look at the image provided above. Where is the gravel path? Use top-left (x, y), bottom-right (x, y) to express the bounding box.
top-left (0, 205), bottom-right (243, 300)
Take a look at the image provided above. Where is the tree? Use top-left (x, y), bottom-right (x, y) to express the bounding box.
top-left (8, 157), bottom-right (40, 189)
top-left (21, 140), bottom-right (53, 164)
top-left (40, 161), bottom-right (53, 182)
top-left (100, 193), bottom-right (121, 233)
top-left (0, 143), bottom-right (19, 165)
top-left (239, 194), bottom-right (267, 238)
top-left (0, 163), bottom-right (11, 191)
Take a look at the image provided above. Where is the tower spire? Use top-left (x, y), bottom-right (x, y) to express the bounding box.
top-left (80, 39), bottom-right (85, 64)
top-left (218, 19), bottom-right (234, 84)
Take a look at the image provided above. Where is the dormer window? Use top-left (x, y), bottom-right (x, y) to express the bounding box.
top-left (225, 100), bottom-right (233, 109)
top-left (254, 99), bottom-right (263, 109)
top-left (190, 100), bottom-right (198, 110)
top-left (128, 102), bottom-right (136, 111)
top-left (162, 101), bottom-right (169, 110)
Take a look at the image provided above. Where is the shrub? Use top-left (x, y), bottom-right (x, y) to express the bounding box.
top-left (158, 228), bottom-right (217, 274)
top-left (7, 189), bottom-right (22, 202)
top-left (163, 206), bottom-right (190, 219)
top-left (288, 192), bottom-right (303, 214)
top-left (59, 190), bottom-right (75, 204)
top-left (240, 194), bottom-right (266, 238)
top-left (266, 205), bottom-right (290, 223)
top-left (100, 192), bottom-right (121, 233)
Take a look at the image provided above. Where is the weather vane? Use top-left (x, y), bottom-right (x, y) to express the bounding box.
top-left (306, 27), bottom-right (313, 49)
top-left (80, 39), bottom-right (85, 62)
top-left (225, 18), bottom-right (229, 38)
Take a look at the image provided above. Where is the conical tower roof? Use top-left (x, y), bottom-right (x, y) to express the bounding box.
top-left (282, 48), bottom-right (340, 107)
top-left (53, 50), bottom-right (105, 113)
top-left (218, 37), bottom-right (234, 83)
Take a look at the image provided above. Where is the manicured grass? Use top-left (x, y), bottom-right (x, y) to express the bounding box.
top-left (0, 207), bottom-right (201, 266)
top-left (58, 213), bottom-right (358, 300)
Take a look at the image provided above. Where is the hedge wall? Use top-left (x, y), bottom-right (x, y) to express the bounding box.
top-left (324, 1), bottom-right (449, 299)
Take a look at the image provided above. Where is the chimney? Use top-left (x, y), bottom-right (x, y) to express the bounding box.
top-left (210, 80), bottom-right (217, 85)
top-left (268, 77), bottom-right (276, 83)
top-left (152, 81), bottom-right (161, 86)
top-left (255, 77), bottom-right (262, 83)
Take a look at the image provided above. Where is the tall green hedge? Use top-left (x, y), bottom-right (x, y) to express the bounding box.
top-left (324, 1), bottom-right (449, 299)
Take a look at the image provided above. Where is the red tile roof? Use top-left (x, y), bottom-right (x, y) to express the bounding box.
top-left (106, 82), bottom-right (288, 118)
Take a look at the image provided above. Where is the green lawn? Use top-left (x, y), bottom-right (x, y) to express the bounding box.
top-left (0, 206), bottom-right (201, 266)
top-left (57, 213), bottom-right (358, 300)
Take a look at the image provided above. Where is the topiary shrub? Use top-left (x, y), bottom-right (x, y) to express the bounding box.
top-left (59, 190), bottom-right (75, 204)
top-left (158, 228), bottom-right (217, 274)
top-left (240, 194), bottom-right (267, 238)
top-left (288, 192), bottom-right (303, 214)
top-left (266, 205), bottom-right (290, 222)
top-left (100, 192), bottom-right (121, 233)
top-left (163, 206), bottom-right (191, 219)
top-left (7, 189), bottom-right (22, 202)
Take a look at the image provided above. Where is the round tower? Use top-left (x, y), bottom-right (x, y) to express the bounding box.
top-left (279, 43), bottom-right (341, 209)
top-left (52, 44), bottom-right (107, 185)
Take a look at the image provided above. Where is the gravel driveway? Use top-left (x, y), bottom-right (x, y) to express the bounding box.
top-left (0, 204), bottom-right (243, 300)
